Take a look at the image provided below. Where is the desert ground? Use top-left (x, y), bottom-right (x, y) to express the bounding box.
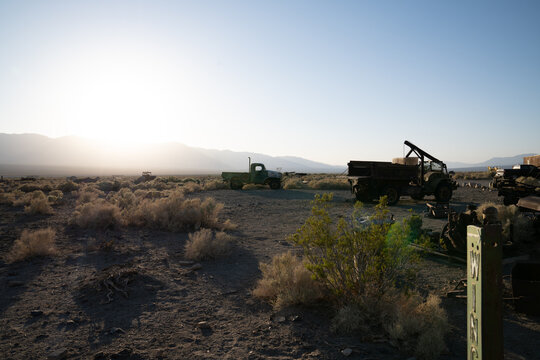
top-left (0, 176), bottom-right (539, 360)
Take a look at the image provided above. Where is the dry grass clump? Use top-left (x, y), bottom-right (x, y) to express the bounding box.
top-left (282, 174), bottom-right (350, 190)
top-left (97, 180), bottom-right (121, 192)
top-left (72, 199), bottom-right (124, 229)
top-left (307, 178), bottom-right (349, 190)
top-left (182, 182), bottom-right (203, 193)
top-left (133, 189), bottom-right (163, 199)
top-left (7, 228), bottom-right (57, 262)
top-left (18, 183), bottom-right (44, 193)
top-left (25, 196), bottom-right (54, 215)
top-left (330, 292), bottom-right (449, 360)
top-left (385, 294), bottom-right (449, 360)
top-left (47, 189), bottom-right (64, 204)
top-left (76, 187), bottom-right (105, 204)
top-left (0, 191), bottom-right (15, 205)
top-left (253, 252), bottom-right (323, 309)
top-left (282, 177), bottom-right (307, 190)
top-left (108, 188), bottom-right (137, 209)
top-left (57, 180), bottom-right (79, 192)
top-left (13, 190), bottom-right (46, 206)
top-left (126, 192), bottom-right (232, 232)
top-left (184, 228), bottom-right (233, 260)
top-left (202, 179), bottom-right (229, 191)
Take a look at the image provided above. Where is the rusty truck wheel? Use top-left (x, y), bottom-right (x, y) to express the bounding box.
top-left (269, 180), bottom-right (281, 190)
top-left (230, 179), bottom-right (243, 190)
top-left (381, 186), bottom-right (400, 205)
top-left (353, 186), bottom-right (369, 202)
top-left (435, 184), bottom-right (452, 203)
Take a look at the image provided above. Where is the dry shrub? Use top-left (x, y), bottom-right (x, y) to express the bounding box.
top-left (13, 190), bottom-right (46, 206)
top-left (385, 294), bottom-right (449, 360)
top-left (182, 182), bottom-right (203, 193)
top-left (307, 178), bottom-right (349, 190)
top-left (97, 180), bottom-right (121, 192)
top-left (253, 252), bottom-right (322, 309)
top-left (47, 189), bottom-right (63, 204)
top-left (25, 196), bottom-right (54, 215)
top-left (513, 213), bottom-right (537, 243)
top-left (330, 305), bottom-right (366, 334)
top-left (77, 187), bottom-right (105, 204)
top-left (476, 202), bottom-right (519, 240)
top-left (330, 292), bottom-right (449, 360)
top-left (184, 228), bottom-right (233, 260)
top-left (18, 183), bottom-right (43, 193)
top-left (108, 188), bottom-right (137, 209)
top-left (72, 199), bottom-right (123, 229)
top-left (57, 180), bottom-right (79, 192)
top-left (282, 177), bottom-right (307, 190)
top-left (0, 192), bottom-right (15, 205)
top-left (203, 179), bottom-right (229, 191)
top-left (126, 192), bottom-right (230, 231)
top-left (133, 189), bottom-right (163, 199)
top-left (7, 228), bottom-right (56, 262)
top-left (242, 184), bottom-right (268, 190)
top-left (515, 176), bottom-right (540, 187)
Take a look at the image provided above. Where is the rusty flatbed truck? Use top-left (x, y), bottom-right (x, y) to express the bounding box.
top-left (221, 161), bottom-right (282, 190)
top-left (348, 141), bottom-right (457, 205)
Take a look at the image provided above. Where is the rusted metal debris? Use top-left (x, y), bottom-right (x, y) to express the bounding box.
top-left (426, 202), bottom-right (449, 218)
top-left (512, 262), bottom-right (540, 315)
top-left (440, 205), bottom-right (482, 255)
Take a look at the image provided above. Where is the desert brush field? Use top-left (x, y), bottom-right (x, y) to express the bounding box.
top-left (0, 175), bottom-right (539, 360)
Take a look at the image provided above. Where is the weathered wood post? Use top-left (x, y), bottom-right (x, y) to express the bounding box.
top-left (467, 219), bottom-right (503, 360)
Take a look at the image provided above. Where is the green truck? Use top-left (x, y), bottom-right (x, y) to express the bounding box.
top-left (221, 161), bottom-right (282, 189)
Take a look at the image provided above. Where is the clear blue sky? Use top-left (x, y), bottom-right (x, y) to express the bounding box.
top-left (1, 0), bottom-right (539, 165)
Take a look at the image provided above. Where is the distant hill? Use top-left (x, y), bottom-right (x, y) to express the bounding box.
top-left (0, 133), bottom-right (345, 176)
top-left (447, 153), bottom-right (537, 171)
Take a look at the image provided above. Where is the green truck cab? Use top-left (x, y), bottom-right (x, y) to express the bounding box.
top-left (221, 162), bottom-right (282, 190)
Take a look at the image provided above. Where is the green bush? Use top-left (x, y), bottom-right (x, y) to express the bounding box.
top-left (288, 193), bottom-right (418, 304)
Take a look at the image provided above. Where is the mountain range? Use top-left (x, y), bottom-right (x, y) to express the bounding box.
top-left (0, 133), bottom-right (344, 176)
top-left (0, 134), bottom-right (536, 176)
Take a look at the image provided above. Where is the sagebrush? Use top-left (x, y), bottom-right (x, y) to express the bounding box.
top-left (253, 251), bottom-right (323, 309)
top-left (184, 228), bottom-right (233, 260)
top-left (7, 228), bottom-right (57, 262)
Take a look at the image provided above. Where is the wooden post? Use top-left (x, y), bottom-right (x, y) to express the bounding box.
top-left (467, 224), bottom-right (503, 360)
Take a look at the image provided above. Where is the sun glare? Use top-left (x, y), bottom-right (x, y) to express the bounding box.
top-left (51, 47), bottom-right (189, 145)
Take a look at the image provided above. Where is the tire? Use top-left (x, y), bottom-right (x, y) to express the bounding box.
top-left (381, 186), bottom-right (400, 205)
top-left (353, 186), bottom-right (369, 202)
top-left (269, 180), bottom-right (281, 190)
top-left (435, 183), bottom-right (452, 203)
top-left (230, 179), bottom-right (243, 190)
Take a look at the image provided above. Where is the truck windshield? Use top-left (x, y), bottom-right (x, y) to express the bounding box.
top-left (424, 161), bottom-right (442, 172)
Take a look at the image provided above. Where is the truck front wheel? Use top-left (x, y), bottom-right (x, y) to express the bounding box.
top-left (435, 184), bottom-right (452, 202)
top-left (353, 186), bottom-right (369, 202)
top-left (381, 186), bottom-right (400, 205)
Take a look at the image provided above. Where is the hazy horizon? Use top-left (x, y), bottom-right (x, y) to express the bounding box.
top-left (1, 1), bottom-right (539, 165)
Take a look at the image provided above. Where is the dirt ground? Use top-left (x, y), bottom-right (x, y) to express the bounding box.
top-left (1, 183), bottom-right (539, 359)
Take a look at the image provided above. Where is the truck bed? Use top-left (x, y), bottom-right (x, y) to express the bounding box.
top-left (347, 161), bottom-right (418, 180)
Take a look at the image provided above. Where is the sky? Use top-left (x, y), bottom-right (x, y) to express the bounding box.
top-left (1, 0), bottom-right (539, 166)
